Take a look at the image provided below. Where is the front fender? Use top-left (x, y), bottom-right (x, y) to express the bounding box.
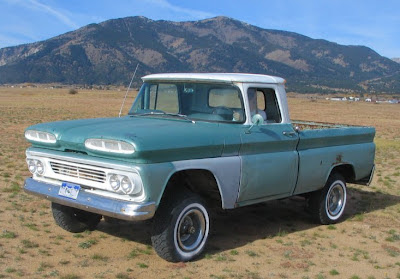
top-left (141, 157), bottom-right (241, 209)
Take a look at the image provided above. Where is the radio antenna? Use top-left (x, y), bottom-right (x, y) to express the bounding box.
top-left (119, 63), bottom-right (139, 117)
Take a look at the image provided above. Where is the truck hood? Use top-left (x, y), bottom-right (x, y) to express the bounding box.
top-left (26, 116), bottom-right (232, 163)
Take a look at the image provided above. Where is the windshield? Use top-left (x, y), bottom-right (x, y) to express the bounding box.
top-left (129, 82), bottom-right (245, 123)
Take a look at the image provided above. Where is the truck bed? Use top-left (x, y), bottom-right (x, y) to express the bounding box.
top-left (291, 120), bottom-right (375, 195)
top-left (293, 120), bottom-right (355, 130)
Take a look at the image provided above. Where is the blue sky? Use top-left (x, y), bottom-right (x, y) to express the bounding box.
top-left (0, 0), bottom-right (399, 58)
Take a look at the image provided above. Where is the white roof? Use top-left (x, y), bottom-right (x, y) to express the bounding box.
top-left (142, 73), bottom-right (285, 84)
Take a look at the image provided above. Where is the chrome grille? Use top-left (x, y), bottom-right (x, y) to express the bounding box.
top-left (50, 161), bottom-right (106, 183)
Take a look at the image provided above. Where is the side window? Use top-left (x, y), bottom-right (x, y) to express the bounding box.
top-left (209, 88), bottom-right (242, 108)
top-left (248, 88), bottom-right (282, 123)
top-left (257, 90), bottom-right (265, 111)
top-left (153, 84), bottom-right (179, 113)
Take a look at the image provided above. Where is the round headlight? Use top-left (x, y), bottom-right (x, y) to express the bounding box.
top-left (121, 176), bottom-right (133, 194)
top-left (28, 160), bottom-right (37, 174)
top-left (36, 161), bottom-right (45, 175)
top-left (109, 174), bottom-right (120, 191)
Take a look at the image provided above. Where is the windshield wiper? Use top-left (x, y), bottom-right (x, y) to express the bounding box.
top-left (131, 111), bottom-right (193, 122)
top-left (163, 112), bottom-right (192, 120)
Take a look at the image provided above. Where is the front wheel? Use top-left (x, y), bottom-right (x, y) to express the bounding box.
top-left (309, 173), bottom-right (347, 224)
top-left (151, 194), bottom-right (210, 262)
top-left (51, 203), bottom-right (102, 233)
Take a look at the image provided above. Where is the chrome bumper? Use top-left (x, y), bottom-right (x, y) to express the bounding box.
top-left (355, 165), bottom-right (375, 186)
top-left (24, 178), bottom-right (156, 221)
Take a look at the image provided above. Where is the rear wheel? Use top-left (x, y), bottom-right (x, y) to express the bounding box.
top-left (151, 193), bottom-right (210, 262)
top-left (51, 203), bottom-right (102, 233)
top-left (309, 173), bottom-right (347, 224)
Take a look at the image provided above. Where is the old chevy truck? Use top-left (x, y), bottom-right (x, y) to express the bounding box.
top-left (24, 73), bottom-right (375, 262)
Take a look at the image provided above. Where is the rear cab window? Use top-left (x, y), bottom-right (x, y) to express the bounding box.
top-left (248, 87), bottom-right (282, 123)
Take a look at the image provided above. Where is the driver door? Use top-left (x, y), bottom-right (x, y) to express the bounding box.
top-left (237, 87), bottom-right (299, 204)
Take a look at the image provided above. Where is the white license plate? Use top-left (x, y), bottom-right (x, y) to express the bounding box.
top-left (59, 182), bottom-right (81, 200)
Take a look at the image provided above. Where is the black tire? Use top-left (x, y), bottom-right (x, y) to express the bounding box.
top-left (103, 216), bottom-right (121, 224)
top-left (308, 173), bottom-right (347, 224)
top-left (51, 203), bottom-right (102, 233)
top-left (151, 193), bottom-right (210, 262)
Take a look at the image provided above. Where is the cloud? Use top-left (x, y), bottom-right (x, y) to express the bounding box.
top-left (6, 0), bottom-right (79, 29)
top-left (142, 0), bottom-right (215, 20)
top-left (29, 0), bottom-right (78, 28)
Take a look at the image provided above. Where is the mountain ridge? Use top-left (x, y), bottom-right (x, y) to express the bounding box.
top-left (0, 16), bottom-right (399, 93)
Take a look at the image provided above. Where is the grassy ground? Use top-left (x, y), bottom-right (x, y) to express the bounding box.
top-left (0, 87), bottom-right (399, 279)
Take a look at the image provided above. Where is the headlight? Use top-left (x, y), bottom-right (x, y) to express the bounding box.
top-left (121, 176), bottom-right (133, 194)
top-left (27, 159), bottom-right (45, 176)
top-left (25, 130), bottom-right (56, 144)
top-left (108, 173), bottom-right (141, 195)
top-left (36, 161), bottom-right (45, 175)
top-left (109, 174), bottom-right (120, 191)
top-left (28, 159), bottom-right (37, 174)
top-left (85, 139), bottom-right (135, 154)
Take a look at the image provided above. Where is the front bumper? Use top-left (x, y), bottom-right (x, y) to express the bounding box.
top-left (24, 178), bottom-right (156, 221)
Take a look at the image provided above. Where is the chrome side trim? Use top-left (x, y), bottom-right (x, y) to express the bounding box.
top-left (24, 178), bottom-right (155, 221)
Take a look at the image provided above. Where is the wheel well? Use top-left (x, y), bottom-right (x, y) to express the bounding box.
top-left (331, 164), bottom-right (355, 183)
top-left (161, 169), bottom-right (222, 208)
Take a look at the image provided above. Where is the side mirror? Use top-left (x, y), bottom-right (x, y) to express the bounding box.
top-left (246, 114), bottom-right (264, 134)
top-left (251, 114), bottom-right (264, 126)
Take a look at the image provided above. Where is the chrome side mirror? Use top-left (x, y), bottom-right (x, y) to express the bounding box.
top-left (246, 114), bottom-right (264, 134)
top-left (251, 114), bottom-right (264, 126)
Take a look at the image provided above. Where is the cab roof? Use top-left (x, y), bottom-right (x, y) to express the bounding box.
top-left (142, 73), bottom-right (285, 84)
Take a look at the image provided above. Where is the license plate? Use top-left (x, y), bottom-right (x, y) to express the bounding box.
top-left (59, 182), bottom-right (81, 200)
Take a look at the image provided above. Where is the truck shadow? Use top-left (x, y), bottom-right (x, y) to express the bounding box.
top-left (96, 186), bottom-right (400, 257)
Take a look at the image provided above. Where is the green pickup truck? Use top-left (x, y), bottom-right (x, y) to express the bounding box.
top-left (24, 73), bottom-right (375, 262)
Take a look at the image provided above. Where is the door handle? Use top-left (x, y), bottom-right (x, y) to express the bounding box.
top-left (283, 131), bottom-right (297, 137)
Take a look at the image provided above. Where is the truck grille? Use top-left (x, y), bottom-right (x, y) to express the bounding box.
top-left (50, 161), bottom-right (106, 183)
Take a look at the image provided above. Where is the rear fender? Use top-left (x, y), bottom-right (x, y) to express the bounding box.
top-left (327, 163), bottom-right (356, 184)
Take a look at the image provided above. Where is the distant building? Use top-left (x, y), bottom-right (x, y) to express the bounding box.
top-left (365, 98), bottom-right (372, 102)
top-left (330, 97), bottom-right (346, 101)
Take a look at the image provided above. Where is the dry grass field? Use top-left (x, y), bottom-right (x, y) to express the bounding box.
top-left (0, 87), bottom-right (399, 279)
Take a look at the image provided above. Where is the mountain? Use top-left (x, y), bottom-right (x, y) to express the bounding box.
top-left (393, 58), bottom-right (400, 64)
top-left (1, 16), bottom-right (399, 93)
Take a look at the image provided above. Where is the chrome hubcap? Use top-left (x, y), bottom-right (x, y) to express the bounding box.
top-left (327, 183), bottom-right (345, 217)
top-left (177, 208), bottom-right (206, 252)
